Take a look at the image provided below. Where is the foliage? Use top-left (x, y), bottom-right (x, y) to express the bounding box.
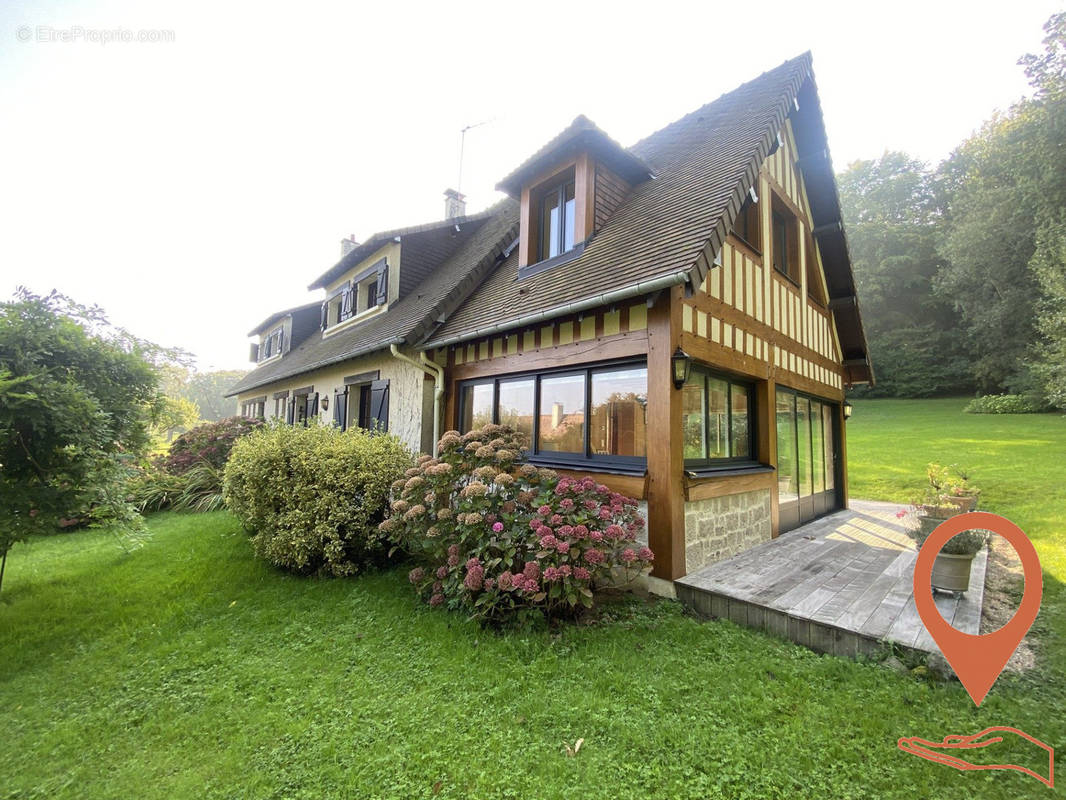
top-left (0, 289), bottom-right (173, 585)
top-left (149, 394), bottom-right (201, 453)
top-left (223, 423), bottom-right (411, 576)
top-left (925, 462), bottom-right (979, 499)
top-left (1031, 214), bottom-right (1066, 408)
top-left (380, 424), bottom-right (652, 625)
top-left (963, 393), bottom-right (1052, 414)
top-left (164, 416), bottom-right (264, 475)
top-left (837, 153), bottom-right (973, 398)
top-left (159, 366), bottom-right (249, 423)
top-left (130, 460), bottom-right (228, 514)
top-left (908, 519), bottom-right (988, 556)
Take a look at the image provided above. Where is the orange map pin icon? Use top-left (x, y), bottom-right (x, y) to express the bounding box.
top-left (913, 512), bottom-right (1042, 706)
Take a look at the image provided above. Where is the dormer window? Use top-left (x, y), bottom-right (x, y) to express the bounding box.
top-left (321, 258), bottom-right (389, 332)
top-left (538, 178), bottom-right (576, 261)
top-left (260, 327), bottom-right (283, 361)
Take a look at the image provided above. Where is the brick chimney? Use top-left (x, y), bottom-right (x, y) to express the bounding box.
top-left (340, 234), bottom-right (359, 257)
top-left (444, 188), bottom-right (466, 220)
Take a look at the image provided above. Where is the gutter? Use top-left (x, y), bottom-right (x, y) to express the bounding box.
top-left (389, 344), bottom-right (444, 457)
top-left (422, 270), bottom-right (691, 350)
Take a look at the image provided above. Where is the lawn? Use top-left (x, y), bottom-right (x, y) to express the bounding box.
top-left (1, 399), bottom-right (1063, 799)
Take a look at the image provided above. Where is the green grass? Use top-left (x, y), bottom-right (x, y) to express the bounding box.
top-left (2, 399), bottom-right (1064, 799)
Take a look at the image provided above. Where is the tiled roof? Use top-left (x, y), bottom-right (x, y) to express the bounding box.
top-left (428, 54), bottom-right (812, 346)
top-left (227, 200), bottom-right (519, 396)
top-left (247, 301), bottom-right (320, 337)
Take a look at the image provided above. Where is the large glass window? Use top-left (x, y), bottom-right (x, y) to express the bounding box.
top-left (590, 367), bottom-right (647, 458)
top-left (776, 390), bottom-right (798, 501)
top-left (683, 369), bottom-right (755, 465)
top-left (460, 382), bottom-right (493, 433)
top-left (497, 378), bottom-right (535, 450)
top-left (538, 374), bottom-right (585, 454)
top-left (457, 362), bottom-right (647, 465)
top-left (538, 179), bottom-right (576, 261)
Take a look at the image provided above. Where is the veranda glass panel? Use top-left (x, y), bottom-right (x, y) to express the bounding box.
top-left (811, 400), bottom-right (826, 493)
top-left (797, 396), bottom-right (812, 497)
top-left (682, 374), bottom-right (706, 460)
top-left (590, 367), bottom-right (647, 457)
top-left (730, 383), bottom-right (750, 458)
top-left (538, 374), bottom-right (585, 453)
top-left (497, 379), bottom-right (535, 449)
top-left (707, 377), bottom-right (728, 458)
top-left (776, 390), bottom-right (797, 501)
top-left (460, 383), bottom-right (493, 432)
top-left (823, 402), bottom-right (836, 491)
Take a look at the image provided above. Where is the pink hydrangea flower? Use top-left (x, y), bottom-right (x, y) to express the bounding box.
top-left (574, 525), bottom-right (588, 537)
top-left (573, 567), bottom-right (590, 580)
top-left (492, 522), bottom-right (504, 533)
top-left (436, 566), bottom-right (448, 580)
top-left (408, 567), bottom-right (425, 584)
top-left (555, 541), bottom-right (570, 554)
top-left (584, 499), bottom-right (598, 511)
top-left (523, 561), bottom-right (540, 581)
top-left (464, 563), bottom-right (485, 591)
top-left (447, 544), bottom-right (460, 558)
top-left (589, 530), bottom-right (604, 543)
top-left (540, 534), bottom-right (558, 550)
top-left (543, 566), bottom-right (559, 582)
top-left (599, 507), bottom-right (612, 520)
top-left (550, 514), bottom-right (564, 526)
top-left (538, 505), bottom-right (552, 517)
top-left (560, 498), bottom-right (575, 511)
top-left (558, 565), bottom-right (572, 577)
top-left (498, 571), bottom-right (513, 591)
top-left (484, 578), bottom-right (495, 590)
top-left (605, 524), bottom-right (625, 539)
top-left (621, 548), bottom-right (637, 563)
top-left (536, 525), bottom-right (553, 538)
top-left (583, 548), bottom-right (604, 564)
top-left (638, 546), bottom-right (654, 561)
top-left (429, 593), bottom-right (444, 606)
top-left (447, 554), bottom-right (459, 567)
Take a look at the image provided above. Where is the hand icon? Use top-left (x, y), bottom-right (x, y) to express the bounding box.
top-left (898, 726), bottom-right (1053, 788)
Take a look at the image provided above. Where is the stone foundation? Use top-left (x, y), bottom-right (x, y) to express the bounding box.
top-left (684, 489), bottom-right (772, 574)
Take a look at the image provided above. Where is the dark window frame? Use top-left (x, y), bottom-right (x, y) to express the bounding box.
top-left (682, 367), bottom-right (758, 469)
top-left (457, 358), bottom-right (648, 470)
top-left (770, 192), bottom-right (800, 286)
top-left (733, 197), bottom-right (761, 253)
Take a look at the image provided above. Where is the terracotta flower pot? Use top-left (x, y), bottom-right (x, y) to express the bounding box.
top-left (941, 494), bottom-right (978, 513)
top-left (931, 551), bottom-right (976, 593)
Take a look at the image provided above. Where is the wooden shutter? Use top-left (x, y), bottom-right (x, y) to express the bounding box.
top-left (368, 379), bottom-right (389, 432)
top-left (340, 283), bottom-right (354, 320)
top-left (286, 397), bottom-right (295, 425)
top-left (375, 268), bottom-right (388, 306)
top-left (333, 389), bottom-right (348, 430)
top-left (277, 329), bottom-right (285, 353)
top-left (320, 302), bottom-right (329, 330)
top-left (249, 343), bottom-right (260, 362)
top-left (307, 392), bottom-right (319, 422)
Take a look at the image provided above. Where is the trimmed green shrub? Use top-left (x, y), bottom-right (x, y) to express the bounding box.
top-left (223, 424), bottom-right (412, 576)
top-left (165, 416), bottom-right (264, 474)
top-left (963, 394), bottom-right (1052, 414)
top-left (380, 424), bottom-right (652, 626)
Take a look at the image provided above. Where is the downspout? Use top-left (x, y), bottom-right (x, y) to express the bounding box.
top-left (420, 351), bottom-right (445, 456)
top-left (389, 344), bottom-right (444, 457)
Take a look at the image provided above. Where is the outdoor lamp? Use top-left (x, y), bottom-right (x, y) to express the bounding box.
top-left (671, 347), bottom-right (692, 389)
top-left (843, 400), bottom-right (853, 420)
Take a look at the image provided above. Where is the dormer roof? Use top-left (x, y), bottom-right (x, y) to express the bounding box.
top-left (494, 115), bottom-right (653, 198)
top-left (247, 301), bottom-right (320, 338)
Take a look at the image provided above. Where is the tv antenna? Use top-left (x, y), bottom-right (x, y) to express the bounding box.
top-left (457, 118), bottom-right (495, 196)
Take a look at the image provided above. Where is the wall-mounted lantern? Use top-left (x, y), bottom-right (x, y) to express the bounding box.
top-left (843, 400), bottom-right (853, 420)
top-left (671, 347), bottom-right (692, 390)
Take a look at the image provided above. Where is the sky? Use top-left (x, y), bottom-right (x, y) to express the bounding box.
top-left (1, 0), bottom-right (1060, 370)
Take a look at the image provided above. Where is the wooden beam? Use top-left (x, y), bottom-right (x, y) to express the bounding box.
top-left (828, 296), bottom-right (857, 312)
top-left (646, 287), bottom-right (685, 580)
top-left (812, 221), bottom-right (843, 237)
top-left (448, 330), bottom-right (648, 381)
top-left (685, 470), bottom-right (775, 502)
top-left (756, 376), bottom-right (780, 538)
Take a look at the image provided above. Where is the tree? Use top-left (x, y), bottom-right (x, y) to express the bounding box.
top-left (0, 290), bottom-right (172, 592)
top-left (158, 366), bottom-right (246, 423)
top-left (838, 153), bottom-right (972, 396)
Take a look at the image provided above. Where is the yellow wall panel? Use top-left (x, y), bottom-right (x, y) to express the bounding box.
top-left (629, 303), bottom-right (647, 331)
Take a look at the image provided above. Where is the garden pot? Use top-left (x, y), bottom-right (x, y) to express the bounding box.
top-left (940, 495), bottom-right (978, 513)
top-left (931, 552), bottom-right (976, 593)
top-left (917, 514), bottom-right (947, 538)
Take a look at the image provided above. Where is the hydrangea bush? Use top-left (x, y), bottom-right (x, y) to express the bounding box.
top-left (380, 424), bottom-right (652, 625)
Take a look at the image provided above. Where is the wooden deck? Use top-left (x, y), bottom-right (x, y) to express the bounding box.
top-left (674, 500), bottom-right (987, 659)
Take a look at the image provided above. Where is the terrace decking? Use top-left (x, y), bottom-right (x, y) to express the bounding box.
top-left (675, 500), bottom-right (987, 659)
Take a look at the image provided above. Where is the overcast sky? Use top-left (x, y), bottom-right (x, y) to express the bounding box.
top-left (1, 0), bottom-right (1060, 370)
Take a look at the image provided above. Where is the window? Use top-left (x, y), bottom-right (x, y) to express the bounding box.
top-left (260, 328), bottom-right (283, 361)
top-left (538, 178), bottom-right (576, 261)
top-left (771, 195), bottom-right (800, 284)
top-left (458, 362), bottom-right (647, 465)
top-left (733, 197), bottom-right (760, 251)
top-left (683, 369), bottom-right (755, 466)
top-left (365, 279), bottom-right (377, 309)
top-left (321, 261), bottom-right (388, 331)
top-left (241, 398), bottom-right (265, 419)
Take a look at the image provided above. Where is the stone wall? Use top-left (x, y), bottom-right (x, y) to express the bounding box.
top-left (684, 489), bottom-right (772, 574)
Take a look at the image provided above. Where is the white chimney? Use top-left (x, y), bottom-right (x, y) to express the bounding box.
top-left (444, 188), bottom-right (466, 220)
top-left (340, 234), bottom-right (359, 257)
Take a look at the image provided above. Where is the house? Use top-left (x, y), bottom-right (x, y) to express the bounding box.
top-left (228, 52), bottom-right (872, 594)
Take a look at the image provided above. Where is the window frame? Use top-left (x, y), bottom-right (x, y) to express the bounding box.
top-left (457, 358), bottom-right (648, 470)
top-left (770, 192), bottom-right (800, 286)
top-left (732, 197), bottom-right (761, 253)
top-left (536, 176), bottom-right (577, 263)
top-left (682, 367), bottom-right (758, 469)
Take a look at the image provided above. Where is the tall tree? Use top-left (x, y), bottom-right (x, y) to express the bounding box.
top-left (838, 153), bottom-right (971, 396)
top-left (0, 290), bottom-right (174, 591)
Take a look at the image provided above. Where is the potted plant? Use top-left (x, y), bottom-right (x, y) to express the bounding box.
top-left (927, 463), bottom-right (980, 513)
top-left (908, 517), bottom-right (987, 594)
